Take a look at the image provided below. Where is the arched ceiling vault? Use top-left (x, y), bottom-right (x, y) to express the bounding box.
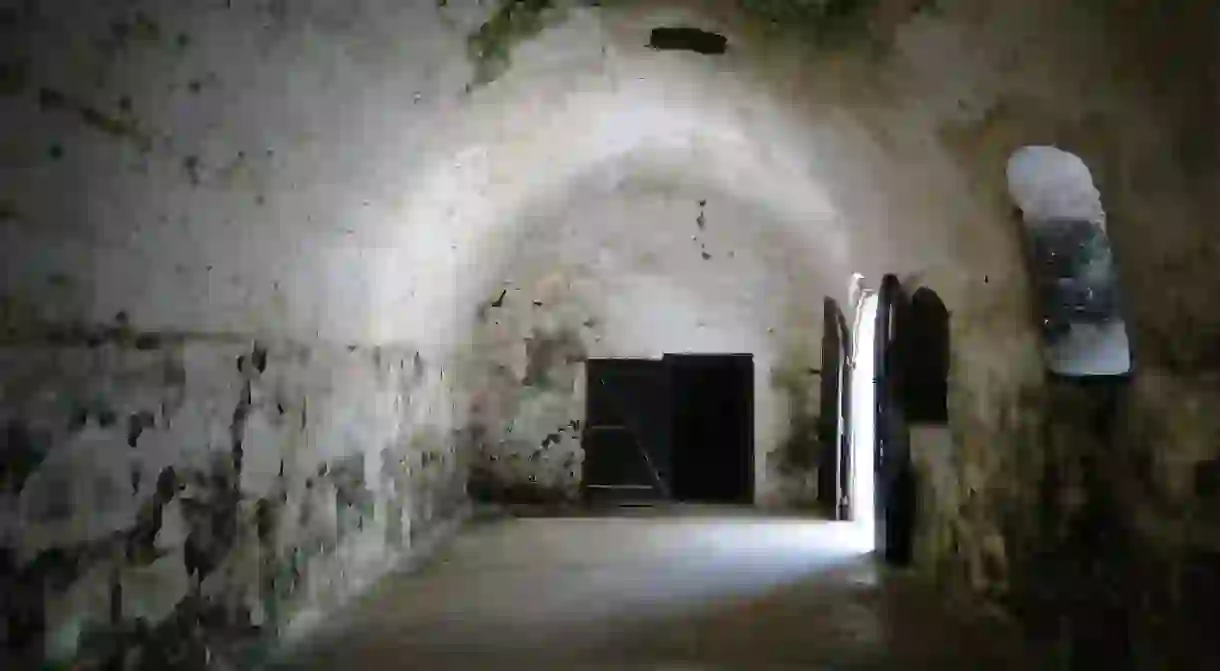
top-left (1, 0), bottom-right (1097, 367)
top-left (364, 16), bottom-right (924, 349)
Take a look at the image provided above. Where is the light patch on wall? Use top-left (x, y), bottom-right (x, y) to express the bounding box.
top-left (372, 77), bottom-right (846, 346)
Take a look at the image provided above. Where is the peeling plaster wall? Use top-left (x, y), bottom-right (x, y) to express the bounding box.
top-left (2, 0), bottom-right (1220, 668)
top-left (884, 2), bottom-right (1220, 666)
top-left (0, 334), bottom-right (466, 668)
top-left (461, 167), bottom-right (834, 505)
top-left (0, 0), bottom-right (972, 523)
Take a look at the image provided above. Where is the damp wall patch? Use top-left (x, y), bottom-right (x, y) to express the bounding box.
top-left (0, 337), bottom-right (469, 669)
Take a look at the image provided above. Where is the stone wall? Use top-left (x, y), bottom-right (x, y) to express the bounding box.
top-left (0, 327), bottom-right (467, 669)
top-left (898, 1), bottom-right (1220, 663)
top-left (452, 178), bottom-right (830, 507)
top-left (463, 281), bottom-right (590, 504)
top-left (872, 2), bottom-right (1220, 666)
top-left (912, 368), bottom-right (1220, 668)
top-left (2, 0), bottom-right (1218, 666)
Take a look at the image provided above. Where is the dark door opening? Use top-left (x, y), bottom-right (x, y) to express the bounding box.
top-left (582, 354), bottom-right (754, 505)
top-left (899, 287), bottom-right (949, 424)
top-left (668, 354), bottom-right (754, 504)
top-left (583, 359), bottom-right (670, 504)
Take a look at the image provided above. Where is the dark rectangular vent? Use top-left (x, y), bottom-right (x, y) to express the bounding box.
top-left (648, 27), bottom-right (728, 55)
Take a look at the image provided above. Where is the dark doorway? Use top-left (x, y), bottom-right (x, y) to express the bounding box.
top-left (899, 287), bottom-right (949, 424)
top-left (667, 354), bottom-right (754, 504)
top-left (583, 359), bottom-right (670, 504)
top-left (582, 354), bottom-right (754, 505)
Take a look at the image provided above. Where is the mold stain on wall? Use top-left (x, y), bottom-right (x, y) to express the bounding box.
top-left (466, 0), bottom-right (563, 86)
top-left (0, 334), bottom-right (468, 669)
top-left (3, 0), bottom-right (1220, 667)
top-left (462, 275), bottom-right (595, 505)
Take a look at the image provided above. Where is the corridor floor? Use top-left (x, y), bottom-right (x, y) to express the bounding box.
top-left (272, 512), bottom-right (1029, 670)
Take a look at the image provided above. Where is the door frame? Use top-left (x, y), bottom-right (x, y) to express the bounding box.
top-left (874, 274), bottom-right (915, 564)
top-left (818, 298), bottom-right (853, 520)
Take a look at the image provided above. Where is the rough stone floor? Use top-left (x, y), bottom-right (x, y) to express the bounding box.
top-left (270, 510), bottom-right (1029, 670)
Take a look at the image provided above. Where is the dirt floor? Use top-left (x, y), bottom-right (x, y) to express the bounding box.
top-left (272, 511), bottom-right (1029, 670)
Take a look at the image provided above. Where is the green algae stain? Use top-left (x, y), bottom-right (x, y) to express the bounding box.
top-left (467, 0), bottom-right (562, 86)
top-left (0, 58), bottom-right (29, 97)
